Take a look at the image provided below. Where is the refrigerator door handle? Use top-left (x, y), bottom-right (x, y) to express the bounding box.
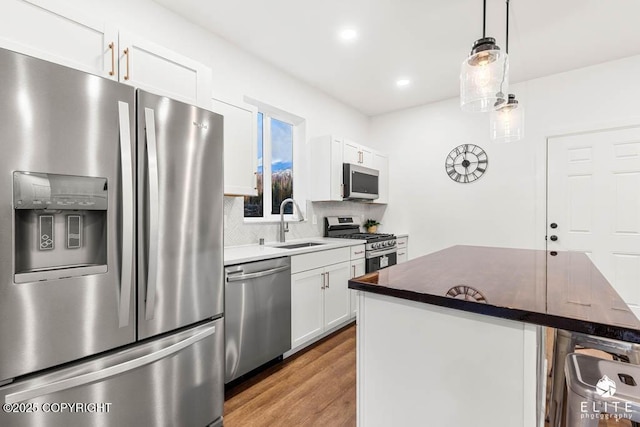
top-left (144, 107), bottom-right (160, 321)
top-left (118, 101), bottom-right (134, 328)
top-left (4, 324), bottom-right (217, 404)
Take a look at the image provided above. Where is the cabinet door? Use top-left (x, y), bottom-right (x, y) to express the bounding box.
top-left (0, 0), bottom-right (117, 79)
top-left (212, 98), bottom-right (258, 196)
top-left (360, 147), bottom-right (374, 167)
top-left (373, 152), bottom-right (389, 204)
top-left (119, 31), bottom-right (212, 108)
top-left (350, 259), bottom-right (366, 318)
top-left (291, 268), bottom-right (324, 349)
top-left (324, 261), bottom-right (351, 330)
top-left (397, 237), bottom-right (409, 263)
top-left (343, 139), bottom-right (361, 164)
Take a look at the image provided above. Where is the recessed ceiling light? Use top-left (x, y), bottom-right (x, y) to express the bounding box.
top-left (339, 28), bottom-right (358, 42)
top-left (396, 79), bottom-right (411, 88)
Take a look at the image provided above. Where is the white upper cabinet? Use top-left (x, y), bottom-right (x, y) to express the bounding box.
top-left (212, 98), bottom-right (258, 196)
top-left (0, 1), bottom-right (212, 108)
top-left (311, 135), bottom-right (389, 203)
top-left (372, 152), bottom-right (389, 204)
top-left (0, 0), bottom-right (117, 79)
top-left (344, 139), bottom-right (373, 168)
top-left (310, 135), bottom-right (344, 201)
top-left (118, 31), bottom-right (212, 108)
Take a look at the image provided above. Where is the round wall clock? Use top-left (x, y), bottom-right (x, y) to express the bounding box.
top-left (445, 144), bottom-right (488, 183)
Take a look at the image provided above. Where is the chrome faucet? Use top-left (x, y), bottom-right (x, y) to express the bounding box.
top-left (279, 198), bottom-right (304, 242)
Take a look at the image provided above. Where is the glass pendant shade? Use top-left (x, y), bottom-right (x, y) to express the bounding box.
top-left (490, 94), bottom-right (524, 142)
top-left (460, 37), bottom-right (509, 112)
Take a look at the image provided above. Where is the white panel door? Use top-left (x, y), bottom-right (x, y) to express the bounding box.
top-left (548, 126), bottom-right (640, 318)
top-left (118, 31), bottom-right (212, 107)
top-left (212, 98), bottom-right (258, 196)
top-left (350, 259), bottom-right (366, 318)
top-left (291, 268), bottom-right (324, 348)
top-left (0, 0), bottom-right (117, 79)
top-left (324, 261), bottom-right (351, 329)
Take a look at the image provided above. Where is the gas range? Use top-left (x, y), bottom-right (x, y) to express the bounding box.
top-left (324, 216), bottom-right (397, 273)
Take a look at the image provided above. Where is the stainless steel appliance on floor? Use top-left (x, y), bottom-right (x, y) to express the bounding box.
top-left (225, 257), bottom-right (291, 383)
top-left (324, 216), bottom-right (397, 273)
top-left (0, 47), bottom-right (224, 426)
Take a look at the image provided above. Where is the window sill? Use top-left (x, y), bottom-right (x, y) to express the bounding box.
top-left (243, 217), bottom-right (308, 225)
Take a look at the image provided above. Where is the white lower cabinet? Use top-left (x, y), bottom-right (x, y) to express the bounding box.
top-left (349, 244), bottom-right (366, 318)
top-left (291, 261), bottom-right (350, 349)
top-left (397, 236), bottom-right (409, 263)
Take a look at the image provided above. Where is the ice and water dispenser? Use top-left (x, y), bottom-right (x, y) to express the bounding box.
top-left (13, 172), bottom-right (108, 283)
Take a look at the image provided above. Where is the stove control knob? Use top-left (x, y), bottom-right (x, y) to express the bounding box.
top-left (374, 243), bottom-right (381, 249)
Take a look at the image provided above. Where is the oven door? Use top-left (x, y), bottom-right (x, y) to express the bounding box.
top-left (365, 248), bottom-right (397, 273)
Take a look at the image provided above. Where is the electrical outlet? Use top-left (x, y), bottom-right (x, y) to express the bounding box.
top-left (312, 214), bottom-right (317, 225)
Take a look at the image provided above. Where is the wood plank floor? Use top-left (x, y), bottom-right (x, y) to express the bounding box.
top-left (224, 324), bottom-right (357, 427)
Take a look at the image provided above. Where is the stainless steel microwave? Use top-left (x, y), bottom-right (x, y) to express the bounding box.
top-left (343, 163), bottom-right (379, 200)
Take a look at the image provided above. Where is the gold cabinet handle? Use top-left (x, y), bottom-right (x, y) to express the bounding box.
top-left (123, 48), bottom-right (130, 81)
top-left (108, 42), bottom-right (115, 76)
top-left (321, 272), bottom-right (325, 290)
top-left (326, 272), bottom-right (330, 289)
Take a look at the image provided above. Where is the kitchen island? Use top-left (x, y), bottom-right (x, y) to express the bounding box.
top-left (348, 245), bottom-right (640, 427)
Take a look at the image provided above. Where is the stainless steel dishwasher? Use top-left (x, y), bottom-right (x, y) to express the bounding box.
top-left (224, 257), bottom-right (291, 383)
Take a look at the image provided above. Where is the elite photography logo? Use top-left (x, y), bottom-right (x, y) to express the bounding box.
top-left (595, 375), bottom-right (617, 398)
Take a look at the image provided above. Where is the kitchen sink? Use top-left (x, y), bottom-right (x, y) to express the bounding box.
top-left (276, 242), bottom-right (326, 250)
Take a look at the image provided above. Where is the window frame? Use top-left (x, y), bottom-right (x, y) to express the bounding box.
top-left (243, 99), bottom-right (306, 223)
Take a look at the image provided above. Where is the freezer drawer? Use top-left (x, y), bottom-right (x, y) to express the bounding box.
top-left (0, 319), bottom-right (223, 427)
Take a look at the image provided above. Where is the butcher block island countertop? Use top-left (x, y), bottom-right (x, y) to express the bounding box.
top-left (349, 245), bottom-right (640, 343)
top-left (348, 245), bottom-right (640, 427)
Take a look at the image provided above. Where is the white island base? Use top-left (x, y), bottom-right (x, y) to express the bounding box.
top-left (356, 292), bottom-right (543, 427)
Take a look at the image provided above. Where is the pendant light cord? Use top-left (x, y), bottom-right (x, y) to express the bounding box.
top-left (506, 0), bottom-right (510, 54)
top-left (482, 0), bottom-right (487, 38)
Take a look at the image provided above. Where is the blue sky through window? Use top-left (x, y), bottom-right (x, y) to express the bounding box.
top-left (270, 118), bottom-right (293, 172)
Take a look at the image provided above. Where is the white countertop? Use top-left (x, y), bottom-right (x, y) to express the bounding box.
top-left (224, 237), bottom-right (365, 266)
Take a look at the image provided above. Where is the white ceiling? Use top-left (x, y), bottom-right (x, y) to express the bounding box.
top-left (153, 0), bottom-right (640, 116)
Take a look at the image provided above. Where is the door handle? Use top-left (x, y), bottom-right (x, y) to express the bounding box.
top-left (549, 235), bottom-right (558, 241)
top-left (117, 102), bottom-right (134, 328)
top-left (326, 271), bottom-right (330, 288)
top-left (108, 42), bottom-right (115, 76)
top-left (123, 47), bottom-right (130, 80)
top-left (4, 324), bottom-right (217, 404)
top-left (352, 265), bottom-right (356, 277)
top-left (321, 272), bottom-right (325, 290)
top-left (144, 108), bottom-right (160, 321)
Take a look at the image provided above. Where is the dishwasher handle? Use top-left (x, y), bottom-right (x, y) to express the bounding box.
top-left (226, 265), bottom-right (290, 282)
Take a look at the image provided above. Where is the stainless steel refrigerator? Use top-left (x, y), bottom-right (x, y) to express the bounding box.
top-left (0, 47), bottom-right (224, 426)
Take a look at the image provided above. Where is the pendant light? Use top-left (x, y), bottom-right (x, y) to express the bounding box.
top-left (490, 0), bottom-right (524, 142)
top-left (460, 0), bottom-right (509, 112)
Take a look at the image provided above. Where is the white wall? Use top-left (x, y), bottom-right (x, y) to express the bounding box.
top-left (369, 55), bottom-right (640, 259)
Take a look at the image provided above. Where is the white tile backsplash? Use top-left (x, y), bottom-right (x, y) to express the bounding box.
top-left (223, 196), bottom-right (387, 246)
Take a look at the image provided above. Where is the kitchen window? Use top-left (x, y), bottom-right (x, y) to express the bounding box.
top-left (244, 104), bottom-right (304, 221)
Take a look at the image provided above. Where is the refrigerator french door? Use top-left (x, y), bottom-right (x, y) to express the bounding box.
top-left (136, 90), bottom-right (224, 340)
top-left (0, 47), bottom-right (137, 382)
top-left (0, 47), bottom-right (225, 426)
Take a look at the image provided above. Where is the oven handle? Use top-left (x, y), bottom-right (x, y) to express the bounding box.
top-left (365, 247), bottom-right (397, 259)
